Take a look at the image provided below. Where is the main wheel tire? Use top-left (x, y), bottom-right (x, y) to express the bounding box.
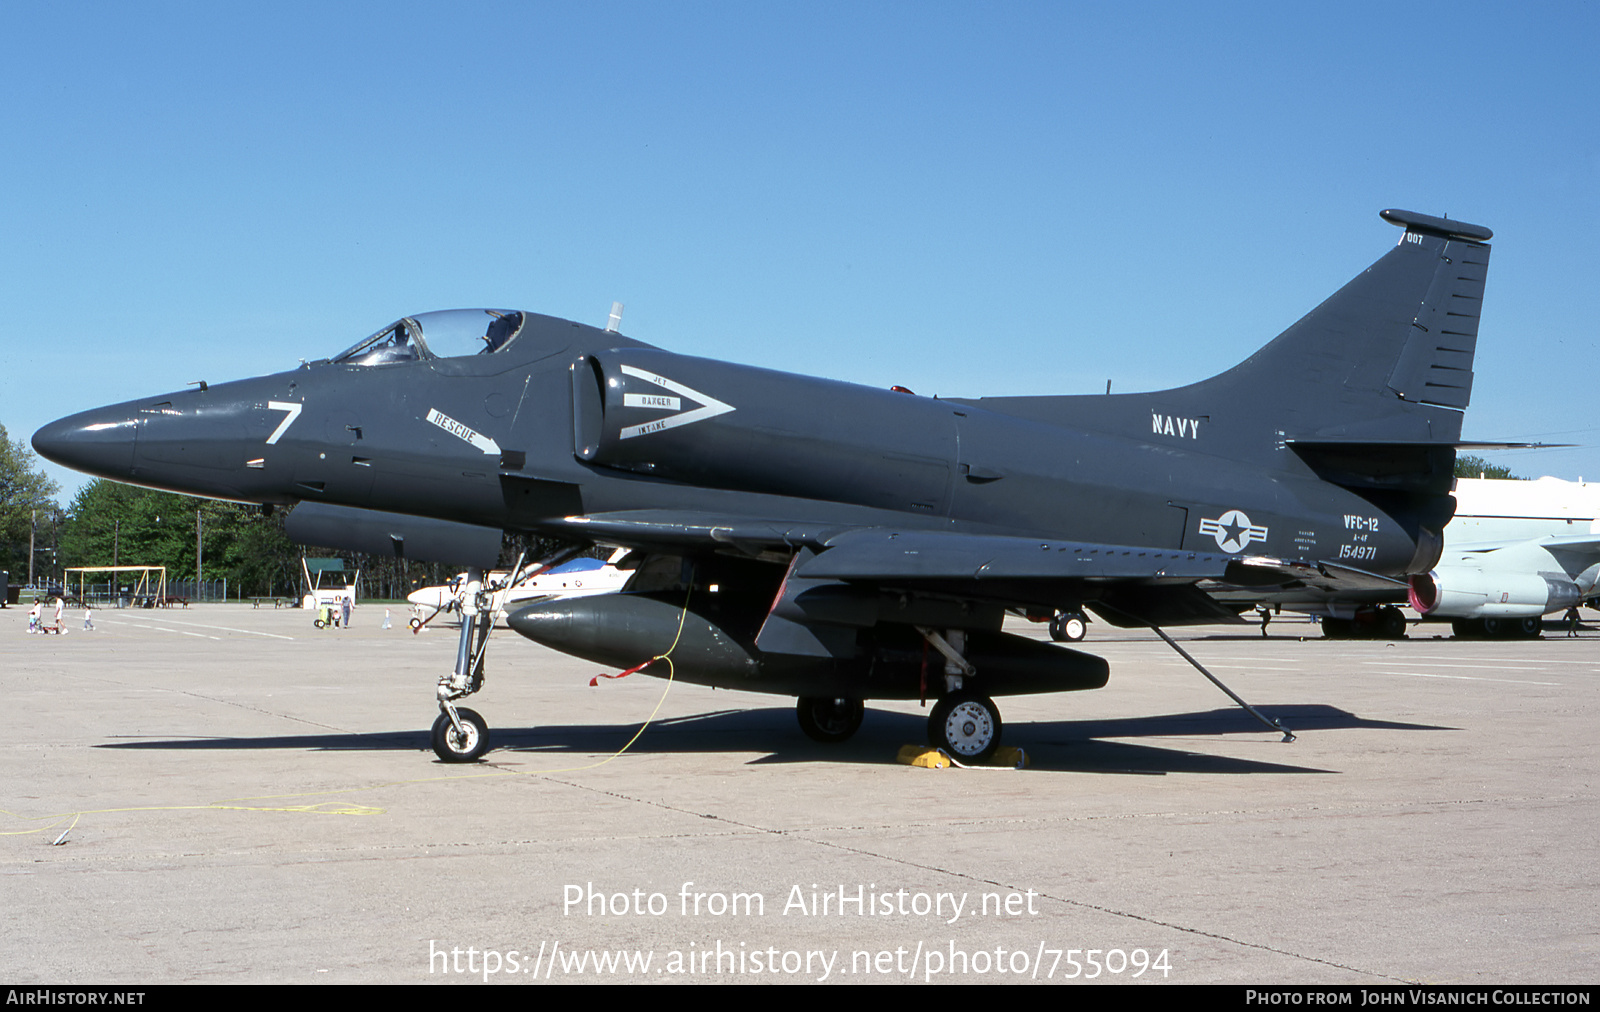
top-left (1049, 612), bottom-right (1088, 642)
top-left (431, 707), bottom-right (490, 762)
top-left (1482, 617), bottom-right (1508, 638)
top-left (795, 696), bottom-right (865, 743)
top-left (1451, 619), bottom-right (1479, 638)
top-left (928, 692), bottom-right (1002, 762)
top-left (1376, 606), bottom-right (1407, 640)
top-left (1516, 616), bottom-right (1543, 638)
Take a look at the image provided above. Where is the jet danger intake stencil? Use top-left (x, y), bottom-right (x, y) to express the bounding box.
top-left (618, 364), bottom-right (735, 439)
top-left (1199, 509), bottom-right (1269, 553)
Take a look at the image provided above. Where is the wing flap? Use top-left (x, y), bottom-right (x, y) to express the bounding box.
top-left (555, 510), bottom-right (845, 555)
top-left (799, 529), bottom-right (1235, 582)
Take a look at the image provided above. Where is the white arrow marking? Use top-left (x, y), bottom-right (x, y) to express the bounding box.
top-left (427, 408), bottom-right (501, 455)
top-left (617, 364), bottom-right (734, 439)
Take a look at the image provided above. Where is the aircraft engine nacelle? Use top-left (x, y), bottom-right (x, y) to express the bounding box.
top-left (285, 502), bottom-right (505, 569)
top-left (1408, 567), bottom-right (1582, 619)
top-left (571, 350), bottom-right (957, 514)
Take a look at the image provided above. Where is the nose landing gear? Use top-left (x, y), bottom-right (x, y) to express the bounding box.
top-left (432, 707), bottom-right (490, 762)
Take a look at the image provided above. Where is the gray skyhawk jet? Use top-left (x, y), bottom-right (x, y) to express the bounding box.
top-left (34, 208), bottom-right (1494, 762)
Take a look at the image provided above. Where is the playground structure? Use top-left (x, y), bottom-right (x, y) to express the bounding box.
top-left (62, 566), bottom-right (171, 607)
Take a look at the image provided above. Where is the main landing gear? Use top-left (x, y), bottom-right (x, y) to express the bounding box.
top-left (918, 626), bottom-right (1004, 762)
top-left (1049, 610), bottom-right (1088, 642)
top-left (1320, 605), bottom-right (1408, 640)
top-left (1451, 616), bottom-right (1543, 639)
top-left (928, 691), bottom-right (1003, 761)
top-left (791, 628), bottom-right (1006, 762)
top-left (795, 696), bottom-right (865, 743)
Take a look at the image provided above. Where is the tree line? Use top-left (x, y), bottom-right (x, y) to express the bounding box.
top-left (50, 480), bottom-right (478, 600)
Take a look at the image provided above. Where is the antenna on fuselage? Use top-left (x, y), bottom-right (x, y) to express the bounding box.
top-left (605, 301), bottom-right (624, 333)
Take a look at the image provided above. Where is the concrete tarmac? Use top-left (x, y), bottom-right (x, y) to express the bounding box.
top-left (1, 602), bottom-right (1595, 984)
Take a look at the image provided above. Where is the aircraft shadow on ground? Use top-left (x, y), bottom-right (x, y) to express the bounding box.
top-left (97, 704), bottom-right (1449, 775)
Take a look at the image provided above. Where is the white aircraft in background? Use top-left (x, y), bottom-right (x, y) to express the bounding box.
top-left (1407, 476), bottom-right (1600, 638)
top-left (407, 548), bottom-right (632, 629)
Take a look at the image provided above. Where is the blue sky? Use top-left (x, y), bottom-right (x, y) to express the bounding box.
top-left (4, 2), bottom-right (1597, 500)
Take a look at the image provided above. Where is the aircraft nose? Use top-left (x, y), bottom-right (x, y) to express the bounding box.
top-left (32, 408), bottom-right (139, 480)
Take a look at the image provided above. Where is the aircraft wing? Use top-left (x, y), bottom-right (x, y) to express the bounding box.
top-left (561, 512), bottom-right (1403, 628)
top-left (1450, 533), bottom-right (1600, 554)
top-left (565, 512), bottom-right (1243, 580)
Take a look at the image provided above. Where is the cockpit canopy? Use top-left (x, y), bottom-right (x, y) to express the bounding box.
top-left (333, 309), bottom-right (526, 366)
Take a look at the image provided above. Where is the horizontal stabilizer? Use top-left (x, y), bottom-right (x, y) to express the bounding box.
top-left (1216, 557), bottom-right (1407, 594)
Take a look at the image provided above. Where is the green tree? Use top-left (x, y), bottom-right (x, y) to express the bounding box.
top-left (59, 480), bottom-right (306, 597)
top-left (1454, 454), bottom-right (1523, 480)
top-left (57, 478), bottom-right (560, 602)
top-left (0, 423), bottom-right (62, 582)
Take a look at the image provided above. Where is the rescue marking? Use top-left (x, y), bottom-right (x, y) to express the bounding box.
top-left (1199, 510), bottom-right (1269, 553)
top-left (426, 408), bottom-right (501, 454)
top-left (618, 365), bottom-right (735, 439)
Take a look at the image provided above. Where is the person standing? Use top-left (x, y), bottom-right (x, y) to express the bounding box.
top-left (341, 594), bottom-right (353, 630)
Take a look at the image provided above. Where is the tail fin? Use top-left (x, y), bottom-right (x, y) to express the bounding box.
top-left (1177, 207), bottom-right (1492, 446)
top-left (958, 209), bottom-right (1492, 566)
top-left (970, 209), bottom-right (1492, 454)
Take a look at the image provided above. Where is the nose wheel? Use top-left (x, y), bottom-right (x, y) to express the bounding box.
top-left (928, 692), bottom-right (1002, 762)
top-left (432, 706), bottom-right (490, 762)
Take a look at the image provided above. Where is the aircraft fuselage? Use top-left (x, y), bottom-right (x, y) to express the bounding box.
top-left (36, 319), bottom-right (1433, 580)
